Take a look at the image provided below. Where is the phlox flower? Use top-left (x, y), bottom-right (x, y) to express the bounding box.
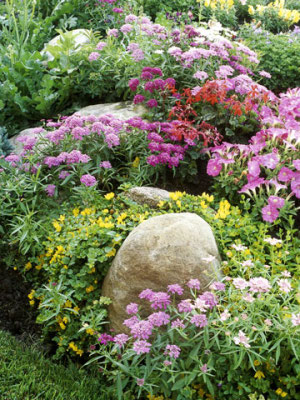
top-left (148, 311), bottom-right (170, 327)
top-left (80, 174), bottom-right (97, 187)
top-left (171, 318), bottom-right (186, 329)
top-left (45, 184), bottom-right (56, 197)
top-left (193, 71), bottom-right (208, 80)
top-left (209, 282), bottom-right (226, 291)
top-left (147, 99), bottom-right (158, 108)
top-left (190, 313), bottom-right (208, 328)
top-left (192, 298), bottom-right (208, 312)
top-left (187, 279), bottom-right (200, 290)
top-left (123, 316), bottom-right (139, 328)
top-left (167, 284), bottom-right (184, 295)
top-left (277, 279), bottom-right (292, 294)
top-left (107, 28), bottom-right (118, 37)
top-left (242, 293), bottom-right (255, 303)
top-left (96, 41), bottom-right (107, 51)
top-left (88, 52), bottom-right (100, 61)
top-left (249, 277), bottom-right (271, 293)
top-left (232, 278), bottom-right (248, 290)
top-left (126, 303), bottom-right (139, 315)
top-left (231, 244), bottom-right (247, 251)
top-left (130, 320), bottom-right (153, 340)
top-left (198, 292), bottom-right (218, 309)
top-left (114, 334), bottom-right (129, 347)
top-left (177, 299), bottom-right (193, 313)
top-left (99, 161), bottom-right (112, 169)
top-left (139, 289), bottom-right (154, 301)
top-left (98, 333), bottom-right (114, 344)
top-left (259, 70), bottom-right (271, 79)
top-left (220, 309), bottom-right (231, 321)
top-left (233, 330), bottom-right (251, 348)
top-left (133, 340), bottom-right (151, 354)
top-left (150, 292), bottom-right (171, 310)
top-left (164, 344), bottom-right (181, 359)
top-left (291, 313), bottom-right (300, 326)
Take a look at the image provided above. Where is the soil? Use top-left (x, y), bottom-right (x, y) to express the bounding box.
top-left (0, 263), bottom-right (40, 341)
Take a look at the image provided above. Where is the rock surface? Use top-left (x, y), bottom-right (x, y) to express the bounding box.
top-left (102, 212), bottom-right (221, 333)
top-left (125, 186), bottom-right (170, 207)
top-left (9, 128), bottom-right (41, 155)
top-left (76, 101), bottom-right (146, 120)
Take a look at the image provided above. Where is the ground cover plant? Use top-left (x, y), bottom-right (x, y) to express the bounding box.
top-left (0, 1), bottom-right (300, 399)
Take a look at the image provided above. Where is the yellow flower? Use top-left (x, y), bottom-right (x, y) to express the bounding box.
top-left (254, 360), bottom-right (260, 366)
top-left (35, 264), bottom-right (42, 270)
top-left (200, 200), bottom-right (208, 209)
top-left (169, 191), bottom-right (184, 201)
top-left (106, 248), bottom-right (116, 258)
top-left (28, 289), bottom-right (35, 300)
top-left (29, 300), bottom-right (35, 306)
top-left (86, 328), bottom-right (95, 335)
top-left (53, 221), bottom-right (62, 232)
top-left (25, 262), bottom-right (32, 271)
top-left (248, 5), bottom-right (254, 14)
top-left (86, 285), bottom-right (95, 293)
top-left (72, 208), bottom-right (80, 217)
top-left (254, 370), bottom-right (265, 379)
top-left (176, 200), bottom-right (181, 208)
top-left (59, 321), bottom-right (66, 330)
top-left (73, 306), bottom-right (80, 313)
top-left (104, 192), bottom-right (115, 200)
top-left (64, 300), bottom-right (72, 308)
top-left (132, 156), bottom-right (140, 168)
top-left (157, 200), bottom-right (165, 208)
top-left (58, 215), bottom-right (65, 223)
top-left (276, 388), bottom-right (283, 395)
top-left (77, 349), bottom-right (83, 356)
top-left (81, 208), bottom-right (93, 216)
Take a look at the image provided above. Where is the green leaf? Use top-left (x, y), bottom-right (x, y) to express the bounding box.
top-left (116, 373), bottom-right (123, 400)
top-left (172, 377), bottom-right (187, 391)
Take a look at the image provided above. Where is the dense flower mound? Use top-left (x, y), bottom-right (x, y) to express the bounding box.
top-left (206, 87), bottom-right (300, 222)
top-left (94, 276), bottom-right (299, 399)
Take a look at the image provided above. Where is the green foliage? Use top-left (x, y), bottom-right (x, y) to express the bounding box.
top-left (0, 126), bottom-right (13, 156)
top-left (0, 330), bottom-right (106, 399)
top-left (239, 25), bottom-right (300, 93)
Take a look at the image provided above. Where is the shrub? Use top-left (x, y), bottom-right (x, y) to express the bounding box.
top-left (239, 25), bottom-right (300, 93)
top-left (0, 126), bottom-right (13, 156)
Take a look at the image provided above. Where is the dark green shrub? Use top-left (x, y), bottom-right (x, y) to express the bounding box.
top-left (240, 25), bottom-right (300, 92)
top-left (0, 126), bottom-right (13, 156)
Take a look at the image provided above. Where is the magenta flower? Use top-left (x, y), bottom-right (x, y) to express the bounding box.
top-left (209, 282), bottom-right (226, 291)
top-left (147, 99), bottom-right (158, 109)
top-left (207, 159), bottom-right (222, 176)
top-left (268, 196), bottom-right (284, 209)
top-left (98, 333), bottom-right (114, 345)
top-left (128, 78), bottom-right (140, 91)
top-left (261, 204), bottom-right (279, 223)
top-left (165, 344), bottom-right (181, 359)
top-left (291, 175), bottom-right (300, 198)
top-left (293, 160), bottom-right (300, 171)
top-left (140, 71), bottom-right (153, 80)
top-left (201, 364), bottom-right (208, 373)
top-left (80, 174), bottom-right (97, 187)
top-left (198, 292), bottom-right (218, 309)
top-left (248, 160), bottom-right (260, 177)
top-left (167, 284), bottom-right (184, 295)
top-left (120, 24), bottom-right (133, 34)
top-left (133, 340), bottom-right (151, 354)
top-left (45, 184), bottom-right (56, 197)
top-left (278, 167), bottom-right (294, 182)
top-left (187, 279), bottom-right (200, 290)
top-left (190, 313), bottom-right (208, 328)
top-left (59, 171), bottom-right (70, 179)
top-left (259, 70), bottom-right (271, 79)
top-left (112, 7), bottom-right (123, 13)
top-left (133, 94), bottom-right (145, 104)
top-left (126, 303), bottom-right (139, 315)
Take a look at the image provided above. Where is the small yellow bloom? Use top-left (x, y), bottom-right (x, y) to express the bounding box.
top-left (169, 191), bottom-right (184, 201)
top-left (59, 322), bottom-right (66, 330)
top-left (64, 300), bottom-right (72, 308)
top-left (53, 221), bottom-right (62, 232)
top-left (58, 215), bottom-right (65, 223)
top-left (176, 200), bottom-right (181, 208)
top-left (25, 262), bottom-right (32, 271)
top-left (86, 328), bottom-right (95, 335)
top-left (73, 306), bottom-right (80, 313)
top-left (72, 208), bottom-right (80, 217)
top-left (86, 285), bottom-right (95, 294)
top-left (106, 248), bottom-right (116, 258)
top-left (254, 370), bottom-right (265, 379)
top-left (77, 349), bottom-right (84, 356)
top-left (29, 300), bottom-right (35, 306)
top-left (104, 192), bottom-right (115, 200)
top-left (132, 156), bottom-right (140, 168)
top-left (28, 290), bottom-right (35, 300)
top-left (254, 360), bottom-right (260, 366)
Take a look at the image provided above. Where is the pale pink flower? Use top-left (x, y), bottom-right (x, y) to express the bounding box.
top-left (187, 279), bottom-right (200, 290)
top-left (242, 293), bottom-right (255, 303)
top-left (220, 309), bottom-right (231, 321)
top-left (281, 270), bottom-right (291, 277)
top-left (291, 313), bottom-right (300, 326)
top-left (233, 278), bottom-right (248, 290)
top-left (249, 277), bottom-right (271, 293)
top-left (241, 260), bottom-right (254, 267)
top-left (233, 330), bottom-right (251, 348)
top-left (264, 319), bottom-right (272, 326)
top-left (278, 279), bottom-right (292, 293)
top-left (193, 298), bottom-right (208, 312)
top-left (231, 244), bottom-right (247, 251)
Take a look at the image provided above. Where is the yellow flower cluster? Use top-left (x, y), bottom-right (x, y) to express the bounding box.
top-left (215, 199), bottom-right (231, 219)
top-left (249, 0), bottom-right (300, 24)
top-left (169, 191), bottom-right (185, 201)
top-left (198, 0), bottom-right (234, 10)
top-left (69, 341), bottom-right (83, 356)
top-left (57, 316), bottom-right (68, 330)
top-left (276, 388), bottom-right (288, 397)
top-left (28, 289), bottom-right (35, 306)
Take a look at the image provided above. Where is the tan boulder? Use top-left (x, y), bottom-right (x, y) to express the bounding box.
top-left (125, 186), bottom-right (170, 208)
top-left (102, 212), bottom-right (221, 333)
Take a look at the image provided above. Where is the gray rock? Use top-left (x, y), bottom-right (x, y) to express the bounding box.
top-left (76, 102), bottom-right (146, 120)
top-left (102, 212), bottom-right (222, 333)
top-left (125, 186), bottom-right (170, 207)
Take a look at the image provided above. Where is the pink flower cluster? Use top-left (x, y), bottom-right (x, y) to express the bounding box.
top-left (207, 86), bottom-right (300, 222)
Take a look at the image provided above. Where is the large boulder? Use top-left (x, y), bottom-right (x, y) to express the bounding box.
top-left (102, 212), bottom-right (221, 333)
